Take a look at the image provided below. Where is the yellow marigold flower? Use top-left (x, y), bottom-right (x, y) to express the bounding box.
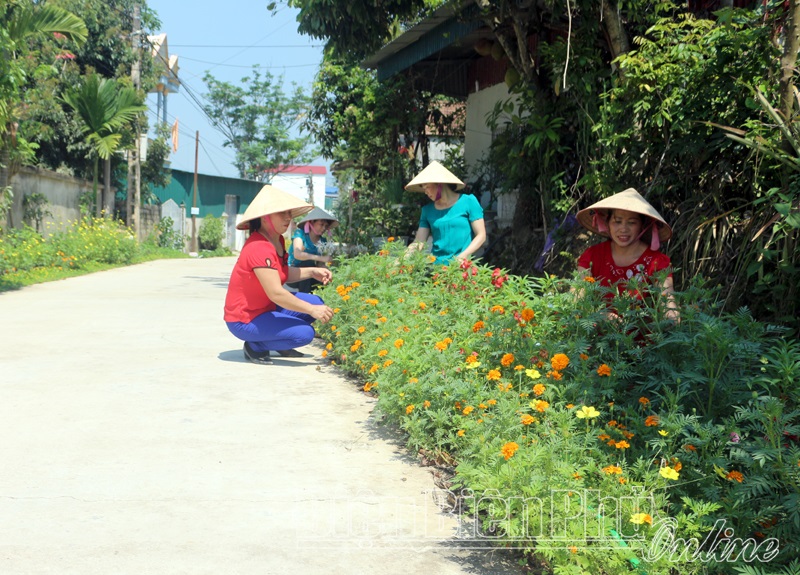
top-left (568, 546), bottom-right (578, 554)
top-left (457, 429), bottom-right (465, 437)
top-left (645, 415), bottom-right (660, 427)
top-left (500, 441), bottom-right (519, 460)
top-left (479, 403), bottom-right (487, 409)
top-left (418, 301), bottom-right (427, 309)
top-left (602, 465), bottom-right (623, 475)
top-left (566, 403), bottom-right (575, 409)
top-left (615, 440), bottom-right (630, 449)
top-left (465, 355), bottom-right (478, 364)
top-left (659, 466), bottom-right (680, 481)
top-left (658, 430), bottom-right (669, 436)
top-left (462, 406), bottom-right (474, 415)
top-left (394, 339), bottom-right (404, 348)
top-left (427, 255), bottom-right (436, 262)
top-left (520, 308), bottom-right (535, 321)
top-left (331, 326), bottom-right (337, 331)
top-left (342, 295), bottom-right (350, 301)
top-left (521, 414), bottom-right (535, 425)
top-left (487, 399), bottom-right (497, 406)
top-left (597, 364), bottom-right (612, 377)
top-left (423, 400), bottom-right (431, 408)
top-left (533, 383), bottom-right (546, 396)
top-left (464, 361), bottom-right (482, 369)
top-left (409, 377), bottom-right (418, 384)
top-left (378, 349), bottom-right (388, 357)
top-left (443, 337), bottom-right (453, 345)
top-left (551, 353), bottom-right (570, 371)
top-left (368, 364), bottom-right (379, 374)
top-left (576, 406), bottom-right (600, 419)
top-left (490, 305), bottom-right (505, 314)
top-left (383, 360), bottom-right (393, 367)
top-left (525, 368), bottom-right (541, 380)
top-left (434, 341), bottom-right (447, 351)
top-left (363, 382), bottom-right (376, 392)
top-left (326, 343), bottom-right (333, 350)
top-left (579, 353), bottom-right (589, 361)
top-left (630, 513), bottom-right (653, 525)
top-left (321, 350), bottom-right (328, 358)
top-left (439, 310), bottom-right (448, 316)
top-left (514, 364), bottom-right (524, 371)
top-left (357, 326), bottom-right (366, 333)
top-left (639, 397), bottom-right (650, 406)
top-left (375, 337), bottom-right (383, 342)
top-left (501, 353), bottom-right (515, 367)
top-left (472, 321), bottom-right (485, 332)
top-left (498, 383), bottom-right (512, 392)
top-left (378, 317), bottom-right (387, 323)
top-left (487, 369), bottom-right (502, 381)
top-left (726, 470), bottom-right (744, 483)
top-left (406, 404), bottom-right (415, 415)
top-left (350, 282), bottom-right (361, 288)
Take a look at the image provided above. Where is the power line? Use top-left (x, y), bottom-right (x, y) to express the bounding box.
top-left (177, 55), bottom-right (321, 69)
top-left (170, 43), bottom-right (323, 48)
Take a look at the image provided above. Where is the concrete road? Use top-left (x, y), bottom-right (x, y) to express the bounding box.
top-left (0, 257), bottom-right (519, 575)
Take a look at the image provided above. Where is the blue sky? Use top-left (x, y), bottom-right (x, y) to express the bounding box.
top-left (144, 0), bottom-right (325, 180)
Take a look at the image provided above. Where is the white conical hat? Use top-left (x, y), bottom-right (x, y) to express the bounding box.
top-left (236, 185), bottom-right (313, 230)
top-left (297, 206), bottom-right (339, 229)
top-left (576, 188), bottom-right (672, 242)
top-left (405, 161), bottom-right (465, 192)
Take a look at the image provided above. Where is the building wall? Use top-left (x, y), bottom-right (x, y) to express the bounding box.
top-left (7, 167), bottom-right (89, 234)
top-left (464, 82), bottom-right (511, 183)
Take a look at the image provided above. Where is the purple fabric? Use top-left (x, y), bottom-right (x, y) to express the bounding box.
top-left (226, 292), bottom-right (323, 352)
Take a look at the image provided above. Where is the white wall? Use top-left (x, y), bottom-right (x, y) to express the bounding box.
top-left (268, 172), bottom-right (327, 208)
top-left (464, 82), bottom-right (513, 183)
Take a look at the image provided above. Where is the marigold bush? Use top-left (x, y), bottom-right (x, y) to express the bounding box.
top-left (317, 241), bottom-right (800, 575)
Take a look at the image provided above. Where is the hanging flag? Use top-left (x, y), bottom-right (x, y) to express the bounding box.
top-left (171, 119), bottom-right (179, 152)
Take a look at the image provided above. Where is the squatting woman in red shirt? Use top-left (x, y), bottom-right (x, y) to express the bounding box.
top-left (224, 185), bottom-right (334, 364)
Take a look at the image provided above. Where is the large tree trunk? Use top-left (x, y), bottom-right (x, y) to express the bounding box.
top-left (779, 0), bottom-right (800, 121)
top-left (103, 157), bottom-right (113, 216)
top-left (601, 0), bottom-right (630, 72)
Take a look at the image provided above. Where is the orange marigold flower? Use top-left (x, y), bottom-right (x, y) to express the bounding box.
top-left (465, 355), bottom-right (478, 364)
top-left (383, 360), bottom-right (393, 367)
top-left (598, 433), bottom-right (611, 441)
top-left (418, 302), bottom-right (427, 309)
top-left (406, 404), bottom-right (415, 415)
top-left (521, 414), bottom-right (535, 425)
top-left (487, 399), bottom-right (497, 406)
top-left (423, 400), bottom-right (431, 408)
top-left (484, 331), bottom-right (493, 337)
top-left (498, 382), bottom-right (512, 392)
top-left (378, 317), bottom-right (387, 323)
top-left (500, 442), bottom-right (519, 460)
top-left (394, 339), bottom-right (404, 348)
top-left (619, 477), bottom-right (628, 484)
top-left (615, 440), bottom-right (630, 449)
top-left (443, 337), bottom-right (453, 345)
top-left (566, 403), bottom-right (575, 409)
top-left (607, 420), bottom-right (618, 427)
top-left (490, 305), bottom-right (505, 314)
top-left (378, 349), bottom-right (388, 357)
top-left (521, 308), bottom-right (535, 321)
top-left (584, 276), bottom-right (596, 283)
top-left (645, 415), bottom-right (660, 427)
top-left (357, 326), bottom-right (366, 333)
top-left (533, 400), bottom-right (549, 412)
top-left (602, 465), bottom-right (623, 475)
top-left (551, 353), bottom-right (570, 371)
top-left (387, 236), bottom-right (395, 242)
top-left (726, 470), bottom-right (744, 483)
top-left (472, 321), bottom-right (485, 332)
top-left (639, 397), bottom-right (650, 406)
top-left (434, 341), bottom-right (448, 351)
top-left (462, 406), bottom-right (475, 415)
top-left (457, 429), bottom-right (465, 437)
top-left (568, 546), bottom-right (578, 554)
top-left (514, 364), bottom-right (524, 371)
top-left (321, 350), bottom-right (328, 358)
top-left (487, 369), bottom-right (502, 381)
top-left (546, 370), bottom-right (563, 381)
top-left (623, 431), bottom-right (635, 439)
top-left (326, 343), bottom-right (333, 350)
top-left (579, 353), bottom-right (589, 361)
top-left (597, 364), bottom-right (612, 377)
top-left (363, 382), bottom-right (376, 392)
top-left (501, 353), bottom-right (515, 367)
top-left (533, 383), bottom-right (546, 396)
top-left (684, 444), bottom-right (697, 451)
top-left (368, 364), bottom-right (379, 374)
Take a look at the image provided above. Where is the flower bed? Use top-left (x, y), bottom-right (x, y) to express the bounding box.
top-left (315, 240), bottom-right (800, 575)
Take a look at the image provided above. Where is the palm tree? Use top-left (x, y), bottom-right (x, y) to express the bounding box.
top-left (0, 1), bottom-right (87, 226)
top-left (62, 73), bottom-right (145, 217)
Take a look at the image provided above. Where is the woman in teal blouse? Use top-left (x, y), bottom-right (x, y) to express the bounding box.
top-left (405, 161), bottom-right (486, 265)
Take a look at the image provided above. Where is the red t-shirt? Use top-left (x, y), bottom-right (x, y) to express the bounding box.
top-left (577, 240), bottom-right (671, 298)
top-left (224, 233), bottom-right (288, 323)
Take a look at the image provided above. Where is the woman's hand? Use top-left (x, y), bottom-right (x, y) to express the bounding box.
top-left (310, 304), bottom-right (334, 323)
top-left (311, 267), bottom-right (333, 285)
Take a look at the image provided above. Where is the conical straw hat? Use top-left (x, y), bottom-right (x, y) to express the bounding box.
top-left (576, 188), bottom-right (672, 242)
top-left (405, 161), bottom-right (465, 192)
top-left (297, 206), bottom-right (339, 229)
top-left (236, 185), bottom-right (313, 230)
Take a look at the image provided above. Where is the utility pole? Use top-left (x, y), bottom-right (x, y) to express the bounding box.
top-left (127, 3), bottom-right (142, 238)
top-left (190, 130), bottom-right (199, 253)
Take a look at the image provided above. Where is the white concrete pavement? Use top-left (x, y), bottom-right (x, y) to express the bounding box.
top-left (0, 257), bottom-right (520, 575)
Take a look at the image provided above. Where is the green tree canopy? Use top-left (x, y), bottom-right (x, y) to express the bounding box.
top-left (202, 67), bottom-right (318, 181)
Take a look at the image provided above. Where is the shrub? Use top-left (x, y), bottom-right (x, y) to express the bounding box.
top-left (198, 215), bottom-right (225, 251)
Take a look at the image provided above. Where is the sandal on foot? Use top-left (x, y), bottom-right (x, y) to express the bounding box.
top-left (244, 342), bottom-right (272, 364)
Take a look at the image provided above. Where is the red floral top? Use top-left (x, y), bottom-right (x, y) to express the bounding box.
top-left (577, 240), bottom-right (671, 298)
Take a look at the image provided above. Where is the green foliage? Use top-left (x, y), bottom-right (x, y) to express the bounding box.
top-left (316, 248), bottom-right (800, 573)
top-left (197, 215), bottom-right (224, 251)
top-left (150, 216), bottom-right (184, 251)
top-left (201, 67), bottom-right (317, 180)
top-left (22, 192), bottom-right (51, 232)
